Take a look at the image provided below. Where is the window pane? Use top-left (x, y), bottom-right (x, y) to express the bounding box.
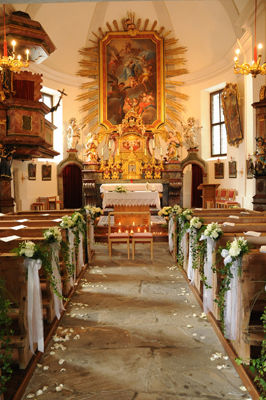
top-left (41, 93), bottom-right (53, 123)
top-left (211, 93), bottom-right (220, 124)
top-left (212, 125), bottom-right (220, 155)
top-left (220, 94), bottom-right (224, 122)
top-left (220, 123), bottom-right (227, 154)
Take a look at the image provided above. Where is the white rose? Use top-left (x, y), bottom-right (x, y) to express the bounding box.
top-left (224, 255), bottom-right (232, 265)
top-left (24, 248), bottom-right (34, 258)
top-left (195, 221), bottom-right (202, 229)
top-left (229, 245), bottom-right (241, 257)
top-left (186, 214), bottom-right (192, 220)
top-left (211, 231), bottom-right (219, 239)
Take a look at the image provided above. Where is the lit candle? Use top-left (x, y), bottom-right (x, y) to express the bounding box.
top-left (11, 40), bottom-right (16, 54)
top-left (118, 222), bottom-right (121, 226)
top-left (137, 227), bottom-right (140, 233)
top-left (130, 229), bottom-right (134, 234)
top-left (133, 221), bottom-right (135, 226)
top-left (118, 228), bottom-right (121, 233)
top-left (17, 54), bottom-right (21, 61)
top-left (25, 49), bottom-right (30, 61)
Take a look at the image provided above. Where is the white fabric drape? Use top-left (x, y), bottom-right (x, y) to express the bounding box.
top-left (102, 191), bottom-right (161, 209)
top-left (68, 229), bottom-right (76, 286)
top-left (50, 243), bottom-right (64, 320)
top-left (168, 216), bottom-right (174, 253)
top-left (223, 256), bottom-right (240, 340)
top-left (25, 258), bottom-right (44, 353)
top-left (179, 221), bottom-right (188, 268)
top-left (187, 228), bottom-right (196, 284)
top-left (202, 237), bottom-right (215, 313)
top-left (89, 221), bottom-right (95, 251)
top-left (78, 231), bottom-right (84, 272)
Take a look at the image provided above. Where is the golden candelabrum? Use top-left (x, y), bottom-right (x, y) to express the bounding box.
top-left (233, 0), bottom-right (265, 78)
top-left (0, 5), bottom-right (30, 73)
top-left (234, 49), bottom-right (266, 78)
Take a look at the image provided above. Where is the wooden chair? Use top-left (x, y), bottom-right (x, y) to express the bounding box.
top-left (131, 212), bottom-right (153, 261)
top-left (108, 212), bottom-right (130, 259)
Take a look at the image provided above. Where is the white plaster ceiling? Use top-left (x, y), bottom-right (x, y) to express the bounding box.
top-left (5, 1), bottom-right (256, 81)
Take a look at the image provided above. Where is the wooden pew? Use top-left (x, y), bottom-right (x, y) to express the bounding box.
top-left (0, 253), bottom-right (32, 369)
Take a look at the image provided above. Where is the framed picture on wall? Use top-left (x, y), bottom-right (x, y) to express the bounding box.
top-left (42, 164), bottom-right (52, 181)
top-left (214, 162), bottom-right (224, 179)
top-left (221, 83), bottom-right (243, 147)
top-left (228, 161), bottom-right (237, 178)
top-left (246, 159), bottom-right (254, 179)
top-left (28, 163), bottom-right (36, 180)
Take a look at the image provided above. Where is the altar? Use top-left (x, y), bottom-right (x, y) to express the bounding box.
top-left (102, 190), bottom-right (161, 226)
top-left (100, 183), bottom-right (163, 193)
top-left (102, 190), bottom-right (161, 209)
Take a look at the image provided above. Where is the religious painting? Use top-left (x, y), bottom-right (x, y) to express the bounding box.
top-left (214, 162), bottom-right (224, 179)
top-left (228, 161), bottom-right (237, 178)
top-left (42, 164), bottom-right (51, 181)
top-left (100, 31), bottom-right (164, 130)
top-left (28, 163), bottom-right (36, 180)
top-left (246, 159), bottom-right (254, 179)
top-left (221, 83), bottom-right (243, 147)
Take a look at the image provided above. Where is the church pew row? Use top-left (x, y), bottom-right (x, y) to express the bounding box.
top-left (0, 224), bottom-right (87, 370)
top-left (174, 214), bottom-right (266, 369)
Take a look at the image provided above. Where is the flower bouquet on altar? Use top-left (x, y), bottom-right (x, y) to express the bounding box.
top-left (115, 185), bottom-right (127, 193)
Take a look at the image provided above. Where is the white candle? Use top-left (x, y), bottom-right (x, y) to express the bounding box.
top-left (101, 147), bottom-right (104, 156)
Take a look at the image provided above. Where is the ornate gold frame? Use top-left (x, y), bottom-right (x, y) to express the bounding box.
top-left (99, 30), bottom-right (164, 130)
top-left (77, 13), bottom-right (188, 137)
top-left (221, 83), bottom-right (243, 147)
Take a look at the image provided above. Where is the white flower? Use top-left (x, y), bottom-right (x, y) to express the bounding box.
top-left (211, 231), bottom-right (219, 239)
top-left (224, 255), bottom-right (232, 265)
top-left (221, 249), bottom-right (229, 258)
top-left (229, 244), bottom-right (241, 257)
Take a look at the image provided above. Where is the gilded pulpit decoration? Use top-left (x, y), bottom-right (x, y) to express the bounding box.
top-left (221, 83), bottom-right (243, 147)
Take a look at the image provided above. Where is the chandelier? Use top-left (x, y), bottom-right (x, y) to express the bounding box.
top-left (234, 0), bottom-right (266, 78)
top-left (0, 4), bottom-right (29, 72)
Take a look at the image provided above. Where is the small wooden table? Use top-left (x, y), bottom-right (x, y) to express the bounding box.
top-left (197, 183), bottom-right (220, 208)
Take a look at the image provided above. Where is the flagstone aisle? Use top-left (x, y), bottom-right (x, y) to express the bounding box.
top-left (23, 243), bottom-right (251, 400)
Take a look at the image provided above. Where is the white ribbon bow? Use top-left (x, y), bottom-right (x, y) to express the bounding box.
top-left (25, 258), bottom-right (44, 353)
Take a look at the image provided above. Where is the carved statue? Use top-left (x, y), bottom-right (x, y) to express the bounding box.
top-left (181, 117), bottom-right (201, 150)
top-left (167, 130), bottom-right (181, 160)
top-left (66, 118), bottom-right (81, 150)
top-left (0, 144), bottom-right (16, 179)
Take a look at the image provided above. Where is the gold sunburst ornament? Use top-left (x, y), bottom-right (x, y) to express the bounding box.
top-left (77, 12), bottom-right (188, 138)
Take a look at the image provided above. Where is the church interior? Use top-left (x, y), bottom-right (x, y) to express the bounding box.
top-left (0, 0), bottom-right (265, 399)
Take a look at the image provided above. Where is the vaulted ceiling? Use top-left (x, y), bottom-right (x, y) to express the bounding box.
top-left (2, 0), bottom-right (259, 84)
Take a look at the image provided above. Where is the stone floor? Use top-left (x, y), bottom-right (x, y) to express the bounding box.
top-left (22, 243), bottom-right (252, 400)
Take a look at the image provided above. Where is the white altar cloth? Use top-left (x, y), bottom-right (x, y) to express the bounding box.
top-left (100, 183), bottom-right (163, 193)
top-left (102, 191), bottom-right (161, 209)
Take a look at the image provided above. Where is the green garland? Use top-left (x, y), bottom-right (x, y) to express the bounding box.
top-left (0, 280), bottom-right (13, 395)
top-left (214, 239), bottom-right (249, 332)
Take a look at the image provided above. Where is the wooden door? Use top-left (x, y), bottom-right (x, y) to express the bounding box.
top-left (62, 164), bottom-right (82, 209)
top-left (191, 164), bottom-right (203, 208)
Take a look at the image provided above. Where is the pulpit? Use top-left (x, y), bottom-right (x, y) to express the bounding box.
top-left (197, 183), bottom-right (220, 208)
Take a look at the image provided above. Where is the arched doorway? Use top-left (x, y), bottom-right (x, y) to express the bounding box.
top-left (191, 164), bottom-right (203, 207)
top-left (62, 164), bottom-right (82, 208)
